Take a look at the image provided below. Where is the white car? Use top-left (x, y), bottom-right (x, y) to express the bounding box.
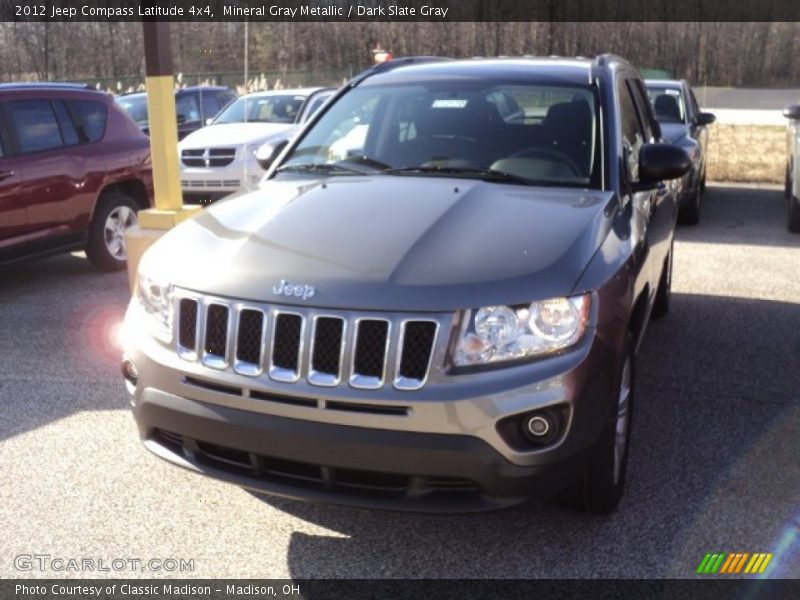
top-left (179, 87), bottom-right (334, 204)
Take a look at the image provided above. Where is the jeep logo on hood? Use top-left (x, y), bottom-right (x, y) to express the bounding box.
top-left (273, 279), bottom-right (316, 300)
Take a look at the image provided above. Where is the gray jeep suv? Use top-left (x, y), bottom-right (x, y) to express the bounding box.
top-left (122, 55), bottom-right (689, 513)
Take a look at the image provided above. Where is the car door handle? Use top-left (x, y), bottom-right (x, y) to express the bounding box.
top-left (0, 170), bottom-right (14, 182)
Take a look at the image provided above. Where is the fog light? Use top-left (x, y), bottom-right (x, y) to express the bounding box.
top-left (526, 415), bottom-right (551, 437)
top-left (521, 409), bottom-right (561, 446)
top-left (121, 357), bottom-right (138, 386)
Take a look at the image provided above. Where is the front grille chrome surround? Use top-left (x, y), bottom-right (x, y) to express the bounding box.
top-left (349, 318), bottom-right (391, 390)
top-left (394, 320), bottom-right (440, 391)
top-left (233, 307), bottom-right (268, 377)
top-left (307, 315), bottom-right (347, 387)
top-left (269, 311), bottom-right (305, 383)
top-left (173, 288), bottom-right (446, 392)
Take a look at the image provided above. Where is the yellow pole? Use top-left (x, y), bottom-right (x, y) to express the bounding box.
top-left (125, 21), bottom-right (200, 290)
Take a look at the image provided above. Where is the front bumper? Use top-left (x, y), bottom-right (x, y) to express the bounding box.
top-left (135, 389), bottom-right (589, 512)
top-left (123, 294), bottom-right (627, 511)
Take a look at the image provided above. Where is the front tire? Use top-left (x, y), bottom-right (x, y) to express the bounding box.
top-left (86, 192), bottom-right (139, 272)
top-left (678, 176), bottom-right (701, 226)
top-left (651, 242), bottom-right (673, 319)
top-left (559, 340), bottom-right (635, 514)
top-left (789, 194), bottom-right (800, 233)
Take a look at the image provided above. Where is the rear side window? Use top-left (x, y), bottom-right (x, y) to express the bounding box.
top-left (176, 94), bottom-right (201, 123)
top-left (52, 100), bottom-right (80, 146)
top-left (200, 92), bottom-right (220, 120)
top-left (70, 100), bottom-right (107, 142)
top-left (9, 100), bottom-right (64, 153)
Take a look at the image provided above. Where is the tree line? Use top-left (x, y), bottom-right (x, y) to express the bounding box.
top-left (1, 22), bottom-right (797, 88)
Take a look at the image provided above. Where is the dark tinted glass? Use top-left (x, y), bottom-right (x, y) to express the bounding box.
top-left (70, 100), bottom-right (107, 142)
top-left (175, 94), bottom-right (201, 123)
top-left (9, 100), bottom-right (64, 153)
top-left (200, 91), bottom-right (219, 120)
top-left (52, 100), bottom-right (80, 145)
top-left (282, 82), bottom-right (600, 187)
top-left (618, 79), bottom-right (645, 181)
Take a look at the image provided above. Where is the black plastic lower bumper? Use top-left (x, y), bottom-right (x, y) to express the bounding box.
top-left (134, 389), bottom-right (586, 512)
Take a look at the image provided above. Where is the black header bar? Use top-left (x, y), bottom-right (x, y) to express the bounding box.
top-left (2, 0), bottom-right (799, 22)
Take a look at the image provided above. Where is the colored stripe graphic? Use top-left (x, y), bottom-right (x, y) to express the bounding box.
top-left (699, 552), bottom-right (774, 575)
top-left (758, 553), bottom-right (773, 574)
top-left (734, 553), bottom-right (750, 573)
top-left (719, 553), bottom-right (736, 573)
top-left (696, 554), bottom-right (712, 574)
top-left (722, 553), bottom-right (739, 573)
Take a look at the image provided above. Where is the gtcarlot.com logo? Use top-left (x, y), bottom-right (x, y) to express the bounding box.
top-left (696, 552), bottom-right (773, 575)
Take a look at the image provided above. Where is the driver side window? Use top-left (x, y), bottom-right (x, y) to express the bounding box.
top-left (618, 79), bottom-right (645, 182)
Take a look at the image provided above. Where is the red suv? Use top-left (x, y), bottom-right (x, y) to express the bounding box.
top-left (0, 83), bottom-right (153, 271)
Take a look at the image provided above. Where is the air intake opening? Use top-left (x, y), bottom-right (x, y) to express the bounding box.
top-left (178, 298), bottom-right (198, 350)
top-left (311, 317), bottom-right (344, 375)
top-left (236, 309), bottom-right (264, 365)
top-left (398, 321), bottom-right (437, 381)
top-left (353, 320), bottom-right (389, 379)
top-left (204, 304), bottom-right (229, 357)
top-left (272, 314), bottom-right (302, 372)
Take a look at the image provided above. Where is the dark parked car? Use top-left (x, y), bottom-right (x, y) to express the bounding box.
top-left (122, 55), bottom-right (689, 514)
top-left (645, 79), bottom-right (716, 225)
top-left (115, 86), bottom-right (236, 140)
top-left (0, 83), bottom-right (153, 271)
top-left (782, 104), bottom-right (800, 232)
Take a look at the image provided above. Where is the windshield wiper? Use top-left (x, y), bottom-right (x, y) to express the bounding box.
top-left (383, 165), bottom-right (542, 186)
top-left (275, 163), bottom-right (364, 175)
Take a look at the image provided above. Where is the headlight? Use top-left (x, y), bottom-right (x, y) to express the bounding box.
top-left (247, 142), bottom-right (266, 159)
top-left (452, 294), bottom-right (590, 367)
top-left (135, 272), bottom-right (173, 344)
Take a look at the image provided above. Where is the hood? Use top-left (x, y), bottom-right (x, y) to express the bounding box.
top-left (144, 176), bottom-right (618, 311)
top-left (178, 122), bottom-right (298, 149)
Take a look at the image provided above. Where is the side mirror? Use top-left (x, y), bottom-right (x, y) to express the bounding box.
top-left (635, 143), bottom-right (691, 190)
top-left (696, 112), bottom-right (716, 126)
top-left (255, 139), bottom-right (289, 170)
top-left (783, 104), bottom-right (800, 120)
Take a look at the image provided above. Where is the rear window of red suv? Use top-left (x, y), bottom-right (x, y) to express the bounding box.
top-left (9, 100), bottom-right (64, 153)
top-left (70, 100), bottom-right (107, 142)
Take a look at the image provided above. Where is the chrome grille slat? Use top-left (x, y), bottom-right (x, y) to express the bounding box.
top-left (350, 319), bottom-right (390, 390)
top-left (173, 290), bottom-right (441, 392)
top-left (202, 303), bottom-right (231, 370)
top-left (269, 312), bottom-right (304, 383)
top-left (234, 307), bottom-right (267, 376)
top-left (308, 316), bottom-right (345, 387)
top-left (394, 320), bottom-right (439, 391)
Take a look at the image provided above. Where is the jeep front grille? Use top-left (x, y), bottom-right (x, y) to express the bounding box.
top-left (175, 291), bottom-right (442, 391)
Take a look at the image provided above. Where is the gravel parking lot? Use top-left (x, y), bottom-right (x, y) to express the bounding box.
top-left (1, 184), bottom-right (798, 579)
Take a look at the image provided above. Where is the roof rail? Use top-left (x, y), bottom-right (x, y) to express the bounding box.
top-left (594, 54), bottom-right (627, 67)
top-left (349, 56), bottom-right (452, 85)
top-left (0, 82), bottom-right (97, 91)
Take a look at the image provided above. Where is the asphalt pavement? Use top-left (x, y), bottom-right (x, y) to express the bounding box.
top-left (0, 184), bottom-right (798, 579)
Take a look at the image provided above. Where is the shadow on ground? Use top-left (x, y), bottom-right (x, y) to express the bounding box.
top-left (245, 292), bottom-right (800, 578)
top-left (680, 184), bottom-right (800, 248)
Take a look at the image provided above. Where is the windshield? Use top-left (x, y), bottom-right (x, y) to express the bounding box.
top-left (115, 95), bottom-right (148, 125)
top-left (278, 80), bottom-right (601, 187)
top-left (646, 86), bottom-right (686, 123)
top-left (213, 94), bottom-right (307, 124)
